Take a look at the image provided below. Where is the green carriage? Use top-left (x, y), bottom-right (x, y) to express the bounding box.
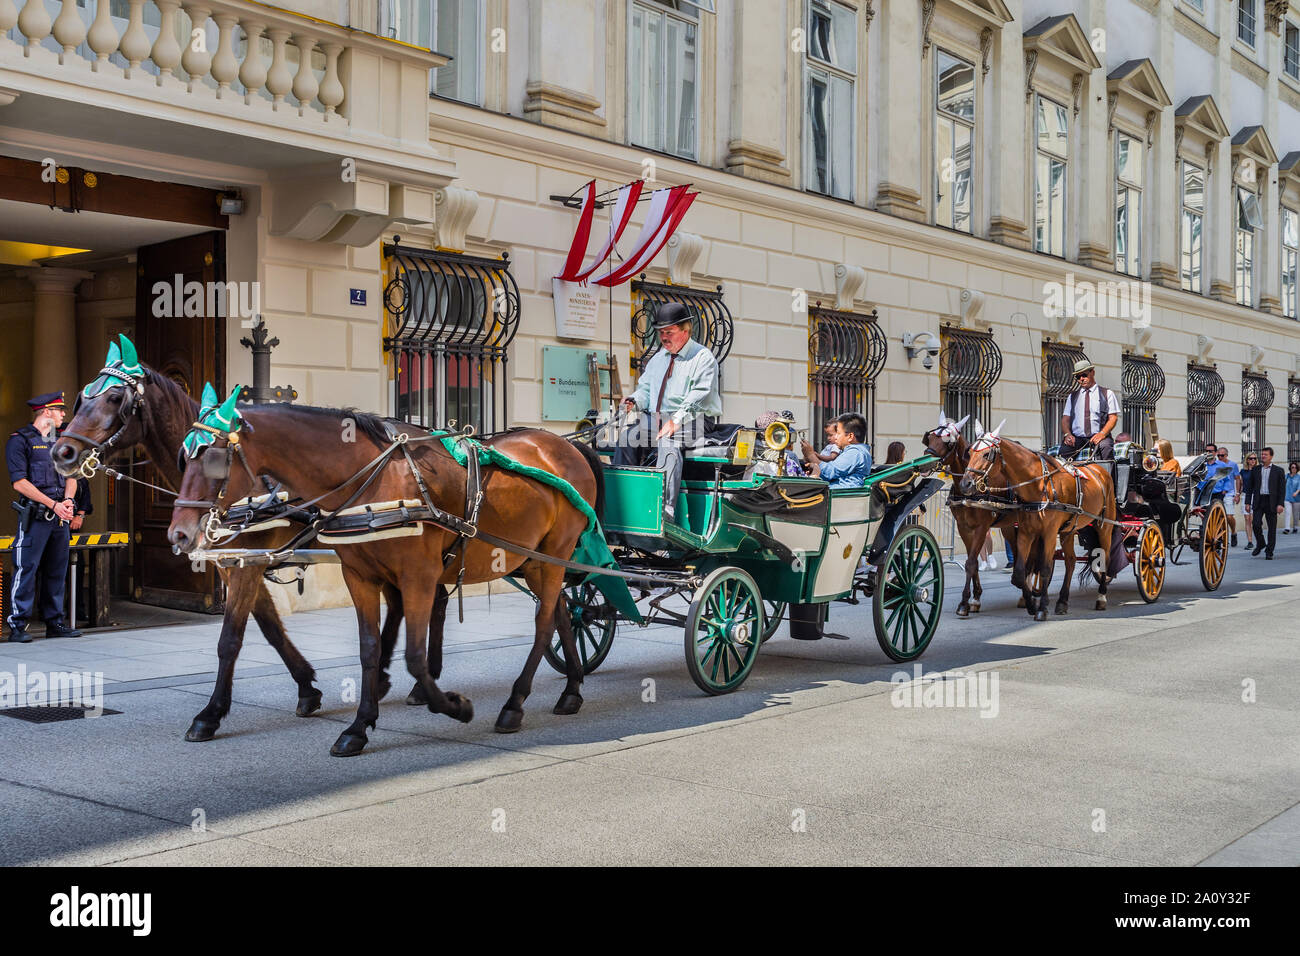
top-left (542, 431), bottom-right (948, 695)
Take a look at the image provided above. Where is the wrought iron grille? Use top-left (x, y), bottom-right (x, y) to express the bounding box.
top-left (1121, 353), bottom-right (1166, 448)
top-left (1042, 342), bottom-right (1088, 449)
top-left (1241, 371), bottom-right (1274, 456)
top-left (1288, 379), bottom-right (1300, 462)
top-left (808, 308), bottom-right (888, 447)
top-left (383, 242), bottom-right (521, 434)
top-left (940, 326), bottom-right (1002, 442)
top-left (630, 277), bottom-right (734, 374)
top-left (1187, 364), bottom-right (1224, 454)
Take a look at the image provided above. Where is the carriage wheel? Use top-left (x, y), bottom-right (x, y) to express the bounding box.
top-left (685, 567), bottom-right (764, 695)
top-left (873, 525), bottom-right (943, 662)
top-left (760, 600), bottom-right (787, 643)
top-left (1199, 499), bottom-right (1229, 591)
top-left (1133, 520), bottom-right (1166, 603)
top-left (543, 582), bottom-right (617, 676)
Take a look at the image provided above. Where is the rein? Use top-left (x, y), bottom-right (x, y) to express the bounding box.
top-left (64, 366), bottom-right (148, 480)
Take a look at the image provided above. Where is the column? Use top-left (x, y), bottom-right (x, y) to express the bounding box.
top-left (988, 0), bottom-right (1029, 248)
top-left (1075, 1), bottom-right (1111, 269)
top-left (724, 0), bottom-right (790, 185)
top-left (525, 0), bottom-right (604, 132)
top-left (872, 0), bottom-right (925, 220)
top-left (27, 268), bottom-right (91, 399)
top-left (1209, 4), bottom-right (1234, 301)
top-left (1259, 15), bottom-right (1283, 313)
top-left (1149, 0), bottom-right (1179, 287)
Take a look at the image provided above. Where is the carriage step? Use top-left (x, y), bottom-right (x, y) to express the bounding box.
top-left (788, 602), bottom-right (827, 640)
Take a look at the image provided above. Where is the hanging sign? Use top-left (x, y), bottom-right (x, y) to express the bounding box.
top-left (552, 278), bottom-right (601, 340)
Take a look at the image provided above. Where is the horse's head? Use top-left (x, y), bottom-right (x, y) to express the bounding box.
top-left (959, 419), bottom-right (1004, 496)
top-left (168, 384), bottom-right (255, 555)
top-left (921, 411), bottom-right (969, 467)
top-left (53, 335), bottom-right (150, 476)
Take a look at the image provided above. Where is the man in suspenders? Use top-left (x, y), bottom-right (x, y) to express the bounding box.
top-left (1060, 359), bottom-right (1120, 461)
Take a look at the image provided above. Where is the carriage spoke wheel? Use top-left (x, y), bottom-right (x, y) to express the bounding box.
top-left (543, 582), bottom-right (617, 676)
top-left (873, 525), bottom-right (943, 662)
top-left (1199, 499), bottom-right (1229, 591)
top-left (1133, 520), bottom-right (1166, 603)
top-left (760, 599), bottom-right (787, 643)
top-left (685, 567), bottom-right (764, 695)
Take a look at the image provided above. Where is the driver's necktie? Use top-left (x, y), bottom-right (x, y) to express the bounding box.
top-left (655, 353), bottom-right (677, 428)
top-left (1083, 387), bottom-right (1092, 439)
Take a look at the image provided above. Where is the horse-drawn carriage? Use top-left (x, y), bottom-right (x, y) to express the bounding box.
top-left (1099, 442), bottom-right (1229, 601)
top-left (541, 429), bottom-right (947, 694)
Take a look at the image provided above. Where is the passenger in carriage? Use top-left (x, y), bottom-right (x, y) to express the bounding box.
top-left (1156, 438), bottom-right (1181, 476)
top-left (799, 413), bottom-right (872, 489)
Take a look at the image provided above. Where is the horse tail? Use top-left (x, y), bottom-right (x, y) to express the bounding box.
top-left (569, 439), bottom-right (605, 524)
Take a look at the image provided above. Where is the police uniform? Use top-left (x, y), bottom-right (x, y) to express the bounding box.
top-left (6, 392), bottom-right (80, 642)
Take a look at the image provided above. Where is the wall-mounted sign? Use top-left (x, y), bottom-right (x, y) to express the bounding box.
top-left (543, 346), bottom-right (610, 422)
top-left (552, 278), bottom-right (600, 340)
top-left (350, 288), bottom-right (367, 306)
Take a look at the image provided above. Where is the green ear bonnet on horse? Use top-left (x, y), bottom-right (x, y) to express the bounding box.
top-left (182, 384), bottom-right (244, 459)
top-left (82, 334), bottom-right (145, 398)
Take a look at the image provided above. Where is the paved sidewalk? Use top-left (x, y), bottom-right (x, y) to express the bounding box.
top-left (2, 536), bottom-right (1298, 866)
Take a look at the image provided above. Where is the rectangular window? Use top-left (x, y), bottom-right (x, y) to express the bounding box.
top-left (1184, 0), bottom-right (1204, 11)
top-left (1284, 208), bottom-right (1298, 319)
top-left (629, 1), bottom-right (699, 160)
top-left (1034, 95), bottom-right (1069, 257)
top-left (381, 0), bottom-right (482, 104)
top-left (1286, 23), bottom-right (1300, 80)
top-left (1239, 0), bottom-right (1257, 48)
top-left (1236, 186), bottom-right (1262, 306)
top-left (1181, 159), bottom-right (1204, 293)
top-left (804, 0), bottom-right (856, 200)
top-left (1115, 133), bottom-right (1143, 277)
top-left (935, 50), bottom-right (974, 233)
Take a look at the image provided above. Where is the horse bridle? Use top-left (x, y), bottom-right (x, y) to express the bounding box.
top-left (60, 366), bottom-right (147, 478)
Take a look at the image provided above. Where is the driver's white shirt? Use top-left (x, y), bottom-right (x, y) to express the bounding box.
top-left (1067, 384), bottom-right (1120, 437)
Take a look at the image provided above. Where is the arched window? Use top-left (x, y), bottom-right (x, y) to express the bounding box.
top-left (940, 326), bottom-right (1002, 442)
top-left (1187, 364), bottom-right (1224, 454)
top-left (384, 242), bottom-right (520, 434)
top-left (808, 307), bottom-right (887, 447)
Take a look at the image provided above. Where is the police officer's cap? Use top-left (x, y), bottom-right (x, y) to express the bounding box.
top-left (652, 302), bottom-right (696, 331)
top-left (26, 391), bottom-right (66, 411)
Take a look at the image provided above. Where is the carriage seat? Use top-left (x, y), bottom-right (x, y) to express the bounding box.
top-left (681, 421), bottom-right (748, 460)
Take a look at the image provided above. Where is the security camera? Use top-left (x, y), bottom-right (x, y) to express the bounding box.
top-left (922, 353), bottom-right (934, 370)
top-left (903, 331), bottom-right (942, 363)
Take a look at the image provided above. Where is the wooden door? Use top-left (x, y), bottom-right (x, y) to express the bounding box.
top-left (133, 232), bottom-right (226, 612)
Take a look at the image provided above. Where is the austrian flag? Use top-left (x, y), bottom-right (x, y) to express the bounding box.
top-left (556, 180), bottom-right (698, 288)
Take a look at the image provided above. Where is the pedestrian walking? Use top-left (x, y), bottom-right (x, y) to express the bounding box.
top-left (1249, 448), bottom-right (1284, 559)
top-left (1285, 462), bottom-right (1300, 534)
top-left (1240, 452), bottom-right (1259, 549)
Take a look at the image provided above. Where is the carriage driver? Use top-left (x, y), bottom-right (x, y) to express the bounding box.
top-left (615, 302), bottom-right (722, 525)
top-left (1060, 359), bottom-right (1120, 461)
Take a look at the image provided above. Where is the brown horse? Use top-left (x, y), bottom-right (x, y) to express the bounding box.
top-left (167, 401), bottom-right (601, 756)
top-left (920, 413), bottom-right (1021, 617)
top-left (50, 354), bottom-right (413, 742)
top-left (960, 423), bottom-right (1115, 621)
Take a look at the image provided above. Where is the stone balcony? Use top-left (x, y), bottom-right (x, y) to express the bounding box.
top-left (0, 0), bottom-right (457, 244)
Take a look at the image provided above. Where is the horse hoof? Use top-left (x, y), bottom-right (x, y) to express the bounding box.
top-left (553, 692), bottom-right (583, 716)
top-left (1054, 602), bottom-right (1068, 616)
top-left (1017, 597), bottom-right (1026, 609)
top-left (184, 719), bottom-right (220, 742)
top-left (377, 674), bottom-right (392, 701)
top-left (494, 707), bottom-right (524, 734)
top-left (1034, 609), bottom-right (1047, 622)
top-left (1095, 599), bottom-right (1107, 611)
top-left (406, 682), bottom-right (429, 706)
top-left (441, 692), bottom-right (474, 724)
top-left (296, 689), bottom-right (323, 717)
top-left (330, 732), bottom-right (368, 757)
top-left (969, 602), bottom-right (980, 613)
top-left (955, 605), bottom-right (970, 619)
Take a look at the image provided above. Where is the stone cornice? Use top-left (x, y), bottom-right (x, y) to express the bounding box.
top-left (1175, 5), bottom-right (1220, 56)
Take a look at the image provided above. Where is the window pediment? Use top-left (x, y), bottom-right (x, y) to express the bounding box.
top-left (1175, 94), bottom-right (1229, 142)
top-left (944, 0), bottom-right (1014, 27)
top-left (1024, 14), bottom-right (1102, 73)
top-left (1232, 124), bottom-right (1279, 168)
top-left (1280, 150), bottom-right (1300, 189)
top-left (1106, 58), bottom-right (1172, 111)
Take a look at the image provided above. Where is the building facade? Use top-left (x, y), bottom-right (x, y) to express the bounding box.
top-left (3, 0), bottom-right (1300, 610)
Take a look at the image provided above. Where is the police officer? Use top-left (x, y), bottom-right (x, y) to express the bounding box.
top-left (6, 392), bottom-right (82, 642)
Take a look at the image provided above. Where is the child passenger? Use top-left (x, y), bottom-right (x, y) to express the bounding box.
top-left (800, 413), bottom-right (873, 489)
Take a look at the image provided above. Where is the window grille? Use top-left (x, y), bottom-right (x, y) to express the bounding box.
top-left (629, 277), bottom-right (733, 374)
top-left (1241, 371), bottom-right (1274, 456)
top-left (1042, 342), bottom-right (1088, 449)
top-left (1187, 364), bottom-right (1224, 454)
top-left (940, 326), bottom-right (1002, 443)
top-left (809, 307), bottom-right (887, 448)
top-left (1121, 354), bottom-right (1166, 448)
